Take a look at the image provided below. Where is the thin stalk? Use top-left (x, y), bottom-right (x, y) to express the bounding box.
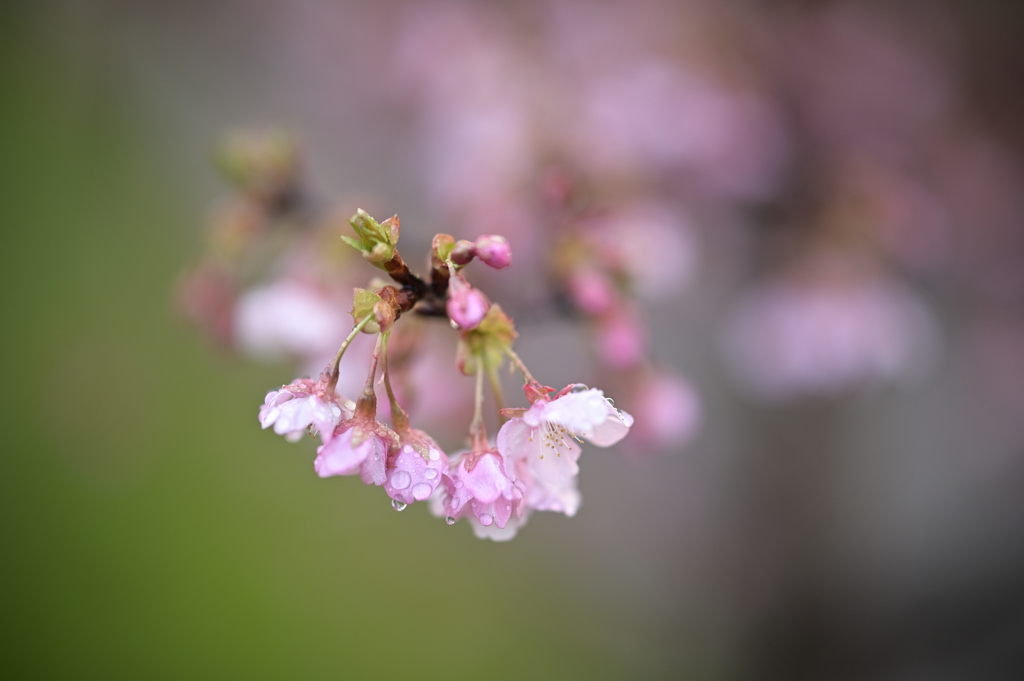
top-left (487, 365), bottom-right (506, 426)
top-left (469, 362), bottom-right (487, 449)
top-left (380, 332), bottom-right (410, 433)
top-left (504, 347), bottom-right (537, 385)
top-left (327, 313), bottom-right (374, 395)
top-left (354, 332), bottom-right (384, 419)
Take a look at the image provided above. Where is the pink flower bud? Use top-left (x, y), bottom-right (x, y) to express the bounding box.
top-left (474, 235), bottom-right (512, 269)
top-left (447, 274), bottom-right (490, 330)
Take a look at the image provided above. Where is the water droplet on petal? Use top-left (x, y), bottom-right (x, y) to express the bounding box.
top-left (429, 449), bottom-right (440, 461)
top-left (479, 513), bottom-right (493, 527)
top-left (571, 384), bottom-right (589, 393)
top-left (449, 319), bottom-right (460, 330)
top-left (391, 470), bottom-right (411, 490)
top-left (424, 468), bottom-right (437, 480)
top-left (412, 483), bottom-right (432, 501)
top-left (445, 516), bottom-right (455, 525)
top-left (391, 499), bottom-right (407, 512)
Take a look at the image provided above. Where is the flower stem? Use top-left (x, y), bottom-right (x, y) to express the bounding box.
top-left (487, 366), bottom-right (506, 426)
top-left (380, 332), bottom-right (410, 433)
top-left (328, 313), bottom-right (374, 395)
top-left (504, 347), bottom-right (536, 385)
top-left (469, 362), bottom-right (487, 449)
top-left (354, 331), bottom-right (384, 419)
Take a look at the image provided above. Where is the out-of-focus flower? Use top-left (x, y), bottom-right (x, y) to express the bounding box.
top-left (234, 279), bottom-right (348, 362)
top-left (567, 269), bottom-right (617, 315)
top-left (624, 373), bottom-right (701, 454)
top-left (590, 201), bottom-right (698, 300)
top-left (596, 310), bottom-right (647, 370)
top-left (725, 272), bottom-right (939, 401)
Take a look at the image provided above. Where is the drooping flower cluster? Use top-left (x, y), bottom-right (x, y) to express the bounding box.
top-left (246, 210), bottom-right (631, 540)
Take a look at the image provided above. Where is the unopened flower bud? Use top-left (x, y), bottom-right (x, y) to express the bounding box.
top-left (373, 300), bottom-right (396, 333)
top-left (474, 235), bottom-right (512, 269)
top-left (450, 240), bottom-right (476, 266)
top-left (431, 233), bottom-right (456, 269)
top-left (447, 274), bottom-right (490, 330)
top-left (342, 209), bottom-right (399, 268)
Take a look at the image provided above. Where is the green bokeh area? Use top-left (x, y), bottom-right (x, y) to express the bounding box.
top-left (0, 8), bottom-right (681, 680)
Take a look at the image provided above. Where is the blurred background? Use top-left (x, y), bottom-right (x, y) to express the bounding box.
top-left (3, 0), bottom-right (1024, 678)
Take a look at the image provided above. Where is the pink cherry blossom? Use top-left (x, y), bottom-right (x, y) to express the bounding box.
top-left (494, 385), bottom-right (633, 518)
top-left (314, 421), bottom-right (397, 486)
top-left (384, 438), bottom-right (449, 506)
top-left (440, 449), bottom-right (523, 530)
top-left (259, 374), bottom-right (349, 443)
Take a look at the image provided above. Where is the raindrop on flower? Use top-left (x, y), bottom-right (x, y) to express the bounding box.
top-left (391, 499), bottom-right (407, 512)
top-left (479, 513), bottom-right (493, 527)
top-left (412, 483), bottom-right (432, 500)
top-left (445, 516), bottom-right (455, 525)
top-left (391, 470), bottom-right (411, 490)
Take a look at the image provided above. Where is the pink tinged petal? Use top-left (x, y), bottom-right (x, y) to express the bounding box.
top-left (501, 417), bottom-right (581, 484)
top-left (470, 510), bottom-right (529, 541)
top-left (259, 405), bottom-right (281, 429)
top-left (311, 402), bottom-right (344, 442)
top-left (525, 475), bottom-right (581, 517)
top-left (385, 445), bottom-right (448, 505)
top-left (584, 402), bottom-right (634, 448)
top-left (470, 496), bottom-right (514, 529)
top-left (314, 429), bottom-right (372, 478)
top-left (526, 431), bottom-right (580, 484)
top-left (359, 441), bottom-right (387, 486)
top-left (460, 453), bottom-right (513, 504)
top-left (271, 397), bottom-right (314, 436)
top-left (527, 389), bottom-right (609, 433)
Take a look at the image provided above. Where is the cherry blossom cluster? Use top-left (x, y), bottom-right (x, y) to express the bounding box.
top-left (248, 207), bottom-right (632, 540)
top-left (171, 136), bottom-right (657, 537)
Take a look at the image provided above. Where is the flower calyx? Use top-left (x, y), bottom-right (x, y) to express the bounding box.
top-left (456, 304), bottom-right (517, 375)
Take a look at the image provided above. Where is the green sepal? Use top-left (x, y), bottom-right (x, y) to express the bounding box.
top-left (344, 209), bottom-right (399, 267)
top-left (456, 305), bottom-right (517, 376)
top-left (351, 288), bottom-right (384, 334)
